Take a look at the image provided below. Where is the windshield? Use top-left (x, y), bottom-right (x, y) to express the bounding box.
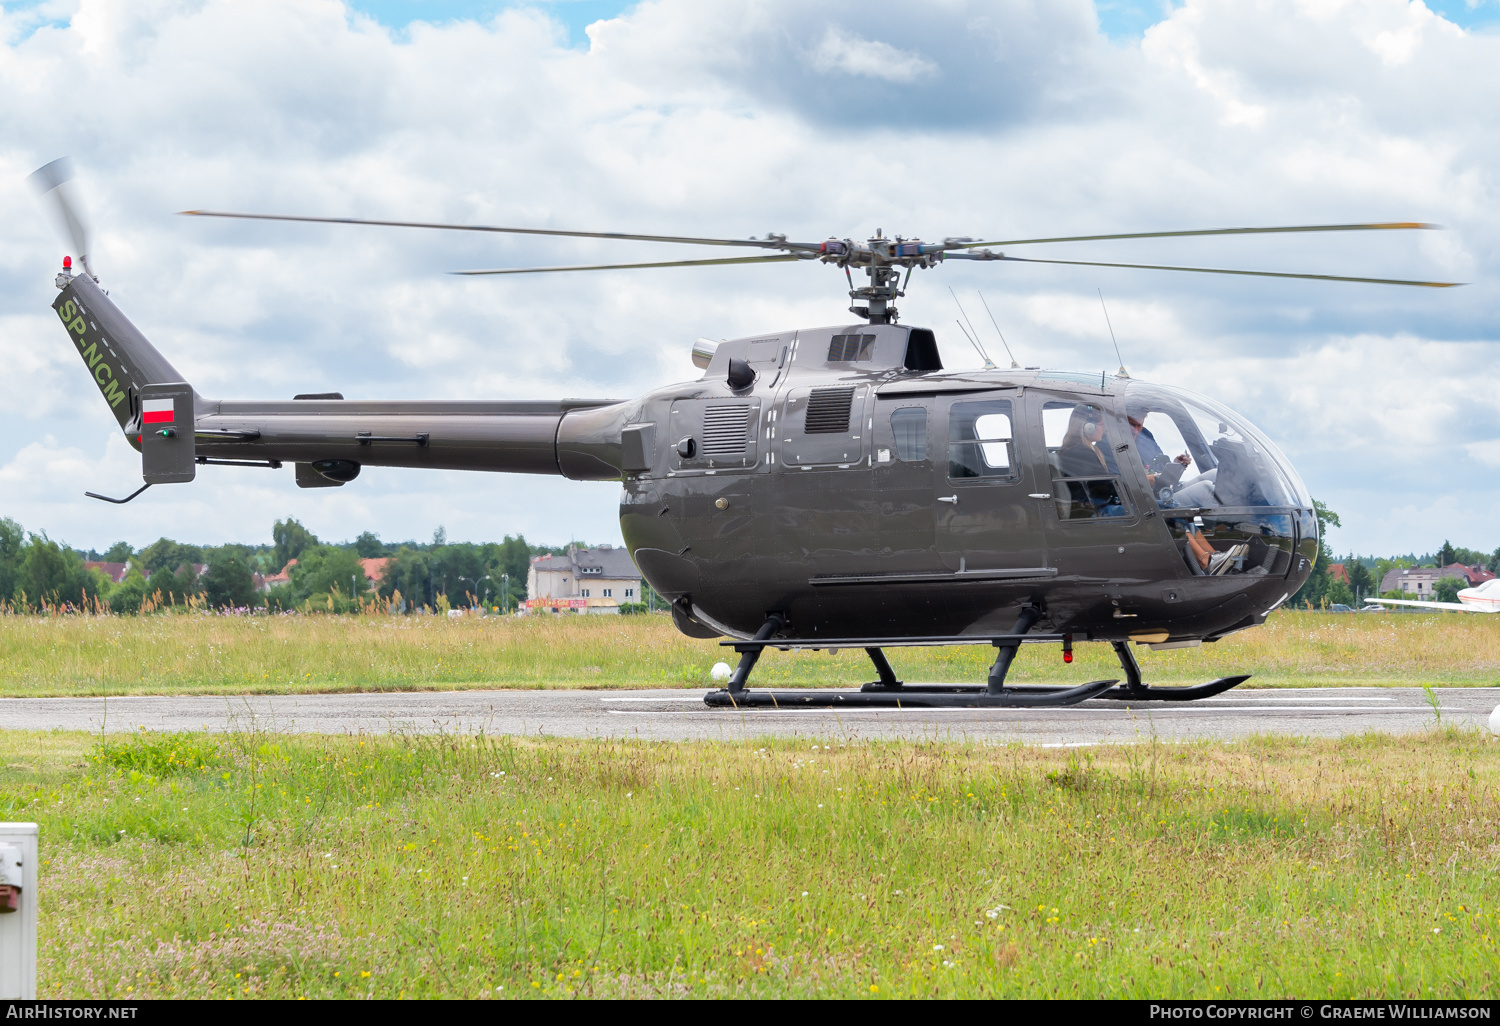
top-left (1121, 382), bottom-right (1312, 510)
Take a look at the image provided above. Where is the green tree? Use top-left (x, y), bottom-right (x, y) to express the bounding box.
top-left (354, 531), bottom-right (384, 558)
top-left (201, 552), bottom-right (258, 609)
top-left (262, 583), bottom-right (298, 612)
top-left (272, 518), bottom-right (319, 572)
top-left (107, 569), bottom-right (148, 614)
top-left (1433, 577), bottom-right (1464, 604)
top-left (497, 535), bottom-right (531, 605)
top-left (1327, 580), bottom-right (1354, 606)
top-left (0, 518), bottom-right (23, 607)
top-left (137, 537), bottom-right (204, 576)
top-left (1346, 557), bottom-right (1374, 604)
top-left (101, 540), bottom-right (133, 563)
top-left (13, 535), bottom-right (101, 610)
top-left (1489, 547), bottom-right (1500, 574)
top-left (1291, 500), bottom-right (1341, 609)
top-left (377, 548), bottom-right (435, 608)
top-left (143, 563), bottom-right (200, 609)
top-left (289, 546), bottom-right (368, 606)
top-left (1438, 540), bottom-right (1457, 567)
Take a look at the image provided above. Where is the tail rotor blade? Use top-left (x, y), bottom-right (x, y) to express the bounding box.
top-left (28, 157), bottom-right (92, 277)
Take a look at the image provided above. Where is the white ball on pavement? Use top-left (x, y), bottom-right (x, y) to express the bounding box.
top-left (710, 662), bottom-right (732, 682)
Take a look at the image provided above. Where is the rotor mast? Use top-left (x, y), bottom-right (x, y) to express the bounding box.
top-left (821, 228), bottom-right (951, 324)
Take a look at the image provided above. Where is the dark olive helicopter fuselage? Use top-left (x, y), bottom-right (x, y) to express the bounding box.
top-left (56, 273), bottom-right (1314, 649)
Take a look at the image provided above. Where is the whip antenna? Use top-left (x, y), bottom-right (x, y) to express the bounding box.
top-left (948, 287), bottom-right (995, 369)
top-left (953, 320), bottom-right (993, 369)
top-left (977, 291), bottom-right (1020, 369)
top-left (1098, 288), bottom-right (1128, 378)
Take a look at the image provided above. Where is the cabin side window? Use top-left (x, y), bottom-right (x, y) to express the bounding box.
top-left (890, 407), bottom-right (927, 461)
top-left (948, 399), bottom-right (1015, 480)
top-left (1042, 400), bottom-right (1128, 519)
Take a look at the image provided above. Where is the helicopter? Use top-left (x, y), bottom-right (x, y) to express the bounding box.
top-left (29, 157), bottom-right (1459, 709)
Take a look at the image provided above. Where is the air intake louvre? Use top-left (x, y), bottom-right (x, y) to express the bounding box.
top-left (827, 333), bottom-right (876, 362)
top-left (701, 405), bottom-right (752, 457)
top-left (805, 387), bottom-right (855, 434)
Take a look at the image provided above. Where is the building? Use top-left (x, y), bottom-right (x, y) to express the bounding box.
top-left (259, 559), bottom-right (296, 592)
top-left (83, 562), bottom-right (130, 584)
top-left (1379, 564), bottom-right (1472, 597)
top-left (526, 545), bottom-right (642, 614)
top-left (86, 561), bottom-right (208, 584)
top-left (1327, 563), bottom-right (1350, 585)
top-left (1455, 563), bottom-right (1497, 586)
top-left (259, 556), bottom-right (389, 593)
top-left (360, 558), bottom-right (389, 589)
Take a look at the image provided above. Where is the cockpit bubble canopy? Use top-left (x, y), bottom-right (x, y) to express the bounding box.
top-left (1121, 382), bottom-right (1312, 510)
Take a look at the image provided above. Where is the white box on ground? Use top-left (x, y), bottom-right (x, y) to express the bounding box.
top-left (0, 824), bottom-right (37, 999)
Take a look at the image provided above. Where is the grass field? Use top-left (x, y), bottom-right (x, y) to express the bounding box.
top-left (4, 726), bottom-right (1495, 998)
top-left (0, 610), bottom-right (1495, 697)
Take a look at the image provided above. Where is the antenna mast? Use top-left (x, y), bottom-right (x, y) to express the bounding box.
top-left (977, 292), bottom-right (1020, 369)
top-left (1098, 289), bottom-right (1128, 378)
top-left (948, 287), bottom-right (995, 369)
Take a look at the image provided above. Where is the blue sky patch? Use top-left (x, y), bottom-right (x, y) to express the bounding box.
top-left (347, 0), bottom-right (635, 44)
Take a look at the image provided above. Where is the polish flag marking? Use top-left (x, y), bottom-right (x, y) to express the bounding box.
top-left (142, 397), bottom-right (174, 425)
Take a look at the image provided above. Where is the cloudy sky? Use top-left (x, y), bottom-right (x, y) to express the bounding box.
top-left (1, 0), bottom-right (1497, 558)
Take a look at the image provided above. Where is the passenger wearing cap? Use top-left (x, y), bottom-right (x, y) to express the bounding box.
top-left (1126, 404), bottom-right (1218, 508)
top-left (1126, 406), bottom-right (1190, 487)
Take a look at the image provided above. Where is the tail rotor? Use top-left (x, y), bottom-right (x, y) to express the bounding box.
top-left (28, 157), bottom-right (94, 279)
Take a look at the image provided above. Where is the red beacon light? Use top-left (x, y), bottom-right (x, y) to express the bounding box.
top-left (62, 256), bottom-right (72, 271)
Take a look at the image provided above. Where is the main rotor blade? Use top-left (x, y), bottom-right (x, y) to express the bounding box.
top-left (180, 209), bottom-right (804, 251)
top-left (947, 252), bottom-right (1461, 288)
top-left (452, 254), bottom-right (809, 275)
top-left (949, 222), bottom-right (1439, 251)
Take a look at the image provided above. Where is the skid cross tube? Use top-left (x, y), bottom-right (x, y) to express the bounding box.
top-left (864, 647), bottom-right (902, 689)
top-left (725, 615), bottom-right (786, 694)
top-left (1093, 641), bottom-right (1251, 701)
top-left (987, 605), bottom-right (1041, 695)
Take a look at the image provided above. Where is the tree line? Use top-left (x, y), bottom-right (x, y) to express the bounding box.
top-left (1290, 503), bottom-right (1499, 609)
top-left (0, 516), bottom-right (589, 614)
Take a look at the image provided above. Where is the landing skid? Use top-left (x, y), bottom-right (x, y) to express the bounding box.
top-left (701, 617), bottom-right (1251, 709)
top-left (704, 678), bottom-right (1118, 709)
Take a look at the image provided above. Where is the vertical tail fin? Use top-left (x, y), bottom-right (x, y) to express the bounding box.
top-left (51, 273), bottom-right (194, 437)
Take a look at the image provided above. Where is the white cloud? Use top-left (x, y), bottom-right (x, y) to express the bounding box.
top-left (811, 27), bottom-right (936, 83)
top-left (0, 0), bottom-right (1497, 556)
top-left (1466, 439), bottom-right (1500, 467)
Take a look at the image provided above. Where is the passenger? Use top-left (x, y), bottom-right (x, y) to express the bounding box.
top-left (1056, 404), bottom-right (1118, 478)
top-left (1125, 404), bottom-right (1217, 508)
top-left (1125, 406), bottom-right (1190, 487)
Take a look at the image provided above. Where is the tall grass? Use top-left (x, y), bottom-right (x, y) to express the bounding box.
top-left (3, 727), bottom-right (1495, 998)
top-left (0, 610), bottom-right (1495, 697)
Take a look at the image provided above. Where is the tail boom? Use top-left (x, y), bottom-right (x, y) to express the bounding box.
top-left (196, 398), bottom-right (627, 478)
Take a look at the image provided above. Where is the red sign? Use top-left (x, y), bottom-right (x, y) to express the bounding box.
top-left (526, 598), bottom-right (589, 610)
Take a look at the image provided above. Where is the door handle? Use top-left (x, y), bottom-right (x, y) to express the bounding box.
top-left (1028, 493), bottom-right (1051, 499)
top-left (937, 495), bottom-right (958, 504)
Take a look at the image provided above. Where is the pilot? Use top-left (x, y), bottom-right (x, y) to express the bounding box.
top-left (1125, 403), bottom-right (1217, 508)
top-left (1125, 406), bottom-right (1190, 485)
